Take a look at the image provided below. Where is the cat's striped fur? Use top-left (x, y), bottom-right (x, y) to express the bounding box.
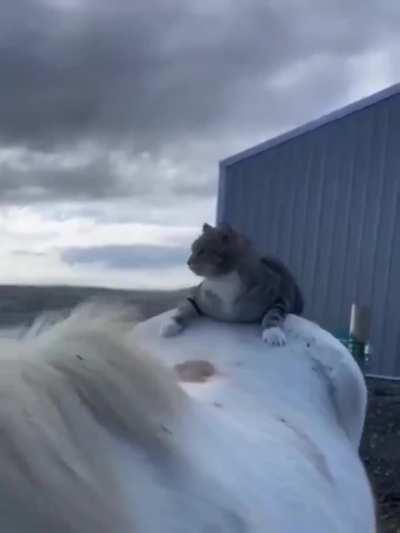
top-left (161, 224), bottom-right (304, 346)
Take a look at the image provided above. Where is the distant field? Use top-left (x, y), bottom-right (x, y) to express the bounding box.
top-left (0, 284), bottom-right (190, 327)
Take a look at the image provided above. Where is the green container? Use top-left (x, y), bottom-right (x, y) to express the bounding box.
top-left (337, 334), bottom-right (367, 373)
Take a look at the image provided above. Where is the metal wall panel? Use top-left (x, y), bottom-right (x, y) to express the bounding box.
top-left (217, 91), bottom-right (400, 377)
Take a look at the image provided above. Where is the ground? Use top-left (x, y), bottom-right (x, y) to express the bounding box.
top-left (362, 378), bottom-right (400, 533)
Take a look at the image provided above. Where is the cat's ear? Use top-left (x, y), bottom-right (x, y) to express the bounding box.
top-left (219, 223), bottom-right (233, 234)
top-left (202, 223), bottom-right (214, 233)
top-left (219, 223), bottom-right (234, 242)
top-left (218, 225), bottom-right (232, 244)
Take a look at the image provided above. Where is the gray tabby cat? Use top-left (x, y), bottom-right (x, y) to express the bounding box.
top-left (161, 223), bottom-right (304, 345)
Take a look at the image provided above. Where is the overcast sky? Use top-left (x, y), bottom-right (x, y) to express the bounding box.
top-left (1, 0), bottom-right (400, 289)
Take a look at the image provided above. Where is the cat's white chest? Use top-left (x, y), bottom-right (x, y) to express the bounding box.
top-left (204, 271), bottom-right (242, 314)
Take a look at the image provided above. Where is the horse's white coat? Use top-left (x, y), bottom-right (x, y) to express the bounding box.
top-left (132, 311), bottom-right (375, 533)
top-left (0, 307), bottom-right (375, 532)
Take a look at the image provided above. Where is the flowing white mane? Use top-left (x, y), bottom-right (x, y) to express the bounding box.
top-left (0, 305), bottom-right (375, 532)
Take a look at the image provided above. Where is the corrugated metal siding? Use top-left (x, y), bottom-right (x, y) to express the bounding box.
top-left (217, 92), bottom-right (400, 377)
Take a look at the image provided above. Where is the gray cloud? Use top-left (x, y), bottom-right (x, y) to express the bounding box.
top-left (1, 0), bottom-right (400, 207)
top-left (62, 244), bottom-right (188, 270)
top-left (1, 0), bottom-right (399, 151)
top-left (0, 145), bottom-right (217, 204)
top-left (12, 250), bottom-right (46, 257)
top-left (0, 151), bottom-right (131, 203)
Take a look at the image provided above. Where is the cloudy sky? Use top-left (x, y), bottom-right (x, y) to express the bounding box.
top-left (1, 0), bottom-right (400, 289)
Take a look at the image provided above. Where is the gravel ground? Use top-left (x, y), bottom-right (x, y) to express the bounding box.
top-left (361, 377), bottom-right (400, 533)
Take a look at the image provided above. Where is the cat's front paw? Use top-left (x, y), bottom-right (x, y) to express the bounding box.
top-left (160, 318), bottom-right (184, 338)
top-left (262, 326), bottom-right (287, 346)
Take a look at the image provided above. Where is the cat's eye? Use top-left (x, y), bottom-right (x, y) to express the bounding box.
top-left (197, 249), bottom-right (205, 256)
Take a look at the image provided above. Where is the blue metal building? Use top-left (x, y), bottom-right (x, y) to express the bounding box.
top-left (217, 84), bottom-right (400, 378)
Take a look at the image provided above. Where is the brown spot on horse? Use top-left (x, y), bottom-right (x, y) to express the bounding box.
top-left (174, 360), bottom-right (216, 383)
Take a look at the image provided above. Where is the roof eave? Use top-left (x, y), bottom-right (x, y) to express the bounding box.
top-left (220, 82), bottom-right (400, 168)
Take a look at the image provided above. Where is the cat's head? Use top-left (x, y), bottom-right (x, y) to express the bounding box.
top-left (187, 223), bottom-right (251, 278)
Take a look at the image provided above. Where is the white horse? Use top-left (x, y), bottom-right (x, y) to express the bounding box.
top-left (0, 305), bottom-right (376, 532)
